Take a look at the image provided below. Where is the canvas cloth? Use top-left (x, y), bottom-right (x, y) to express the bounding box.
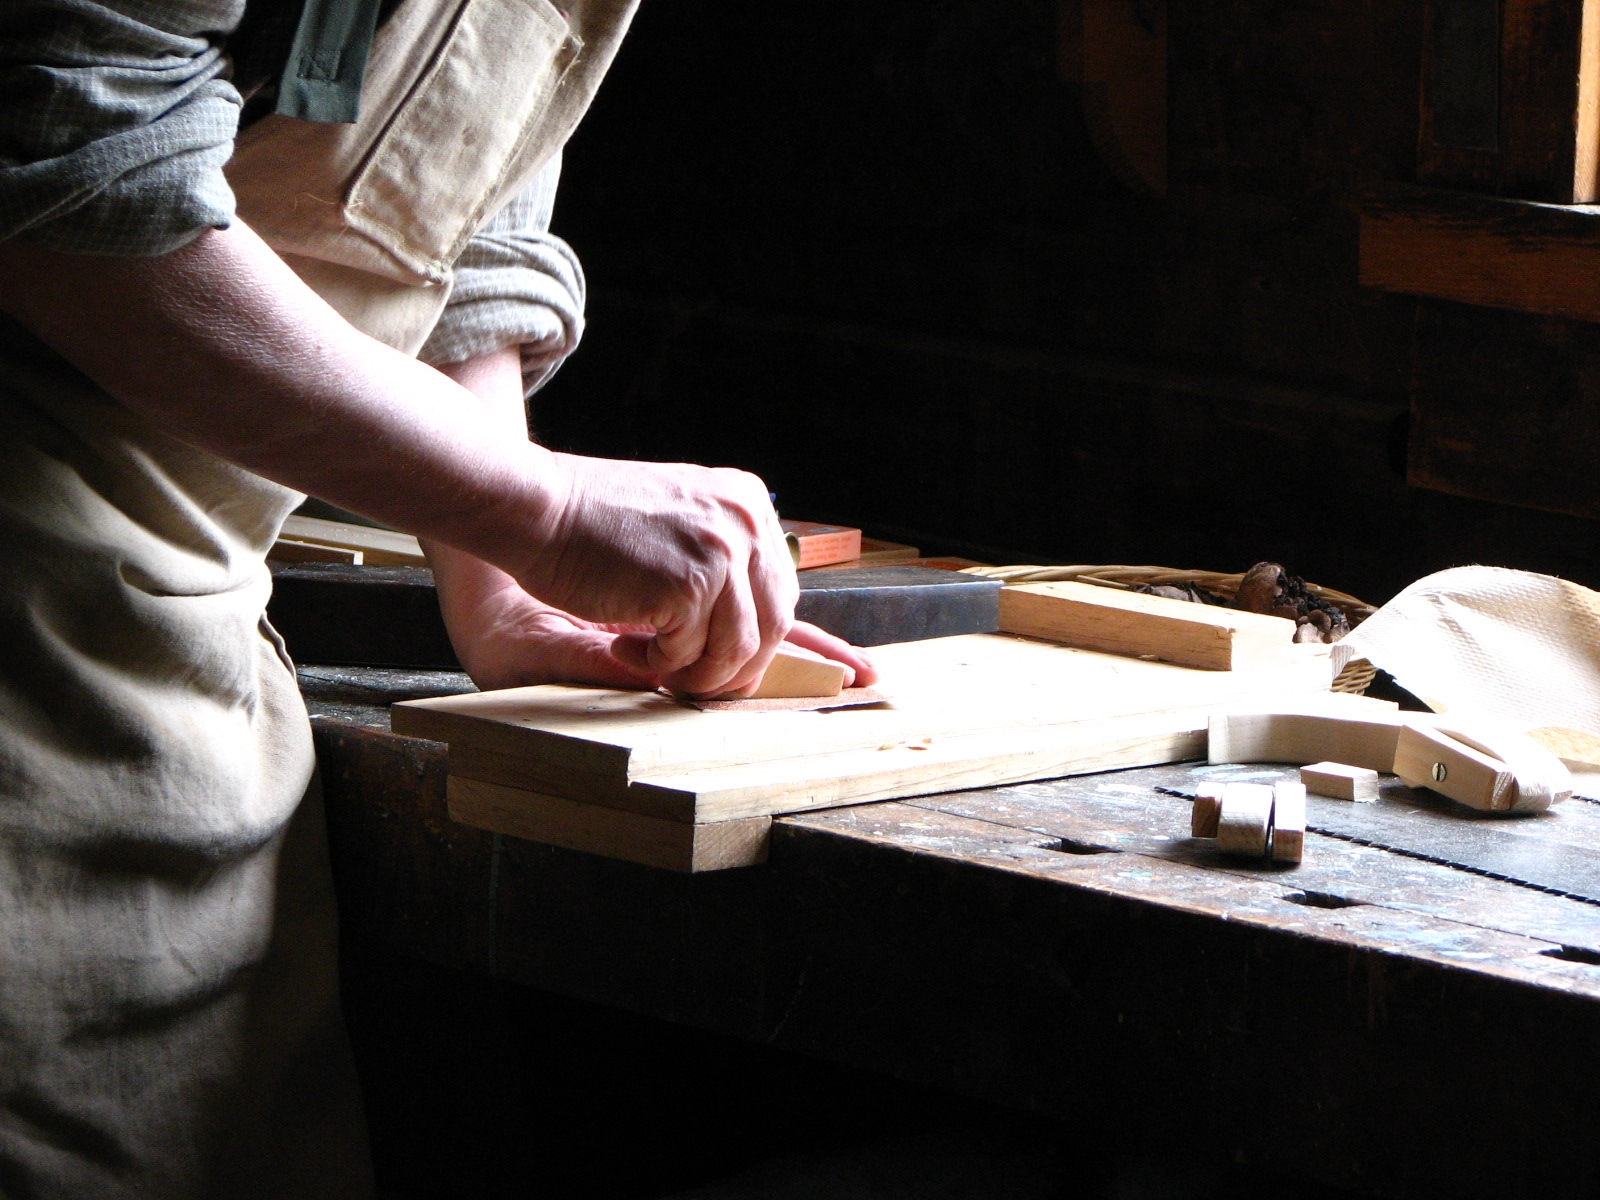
top-left (1335, 566), bottom-right (1600, 793)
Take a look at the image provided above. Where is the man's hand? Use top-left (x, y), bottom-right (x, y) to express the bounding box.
top-left (427, 348), bottom-right (875, 696)
top-left (519, 453), bottom-right (796, 695)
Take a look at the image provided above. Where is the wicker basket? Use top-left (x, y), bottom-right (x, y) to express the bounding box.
top-left (958, 563), bottom-right (1379, 694)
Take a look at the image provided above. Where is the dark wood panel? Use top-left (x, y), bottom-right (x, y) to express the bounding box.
top-left (1419, 0), bottom-right (1600, 202)
top-left (1408, 301), bottom-right (1600, 519)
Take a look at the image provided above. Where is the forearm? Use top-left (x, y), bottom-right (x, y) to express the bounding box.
top-left (0, 223), bottom-right (562, 580)
top-left (420, 346), bottom-right (533, 633)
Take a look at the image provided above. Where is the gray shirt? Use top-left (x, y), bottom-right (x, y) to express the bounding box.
top-left (0, 0), bottom-right (583, 385)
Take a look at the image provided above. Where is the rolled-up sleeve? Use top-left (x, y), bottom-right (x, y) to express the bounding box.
top-left (0, 0), bottom-right (243, 256)
top-left (419, 152), bottom-right (587, 395)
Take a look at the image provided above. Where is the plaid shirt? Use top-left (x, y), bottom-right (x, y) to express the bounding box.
top-left (0, 0), bottom-right (583, 389)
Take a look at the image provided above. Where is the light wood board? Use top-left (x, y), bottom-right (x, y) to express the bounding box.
top-left (448, 776), bottom-right (771, 872)
top-left (998, 581), bottom-right (1298, 671)
top-left (395, 633), bottom-right (1340, 828)
top-left (280, 514), bottom-right (427, 566)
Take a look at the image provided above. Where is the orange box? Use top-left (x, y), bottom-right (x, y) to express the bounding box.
top-left (781, 520), bottom-right (862, 569)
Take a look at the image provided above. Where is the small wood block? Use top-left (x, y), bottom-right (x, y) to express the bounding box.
top-left (267, 537), bottom-right (364, 565)
top-left (447, 775), bottom-right (770, 872)
top-left (1215, 783), bottom-right (1273, 858)
top-left (1270, 780), bottom-right (1306, 864)
top-left (1191, 782), bottom-right (1224, 837)
top-left (782, 520), bottom-right (862, 569)
top-left (999, 581), bottom-right (1296, 671)
top-left (1300, 760), bottom-right (1380, 802)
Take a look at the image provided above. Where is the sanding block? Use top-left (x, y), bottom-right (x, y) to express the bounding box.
top-left (796, 566), bottom-right (1001, 646)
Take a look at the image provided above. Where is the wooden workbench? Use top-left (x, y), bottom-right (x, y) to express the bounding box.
top-left (305, 665), bottom-right (1600, 1200)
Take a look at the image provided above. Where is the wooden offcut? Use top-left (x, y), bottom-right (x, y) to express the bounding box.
top-left (1301, 760), bottom-right (1380, 802)
top-left (1270, 781), bottom-right (1306, 864)
top-left (1215, 783), bottom-right (1273, 858)
top-left (998, 581), bottom-right (1296, 670)
top-left (1191, 782), bottom-right (1224, 837)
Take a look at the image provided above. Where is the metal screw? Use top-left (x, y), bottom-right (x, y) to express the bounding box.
top-left (1432, 761), bottom-right (1448, 782)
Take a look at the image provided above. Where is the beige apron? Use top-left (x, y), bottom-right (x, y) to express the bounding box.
top-left (229, 0), bottom-right (639, 354)
top-left (0, 0), bottom-right (634, 1194)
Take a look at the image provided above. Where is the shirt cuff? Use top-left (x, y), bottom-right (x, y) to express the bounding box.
top-left (417, 156), bottom-right (586, 394)
top-left (0, 11), bottom-right (241, 257)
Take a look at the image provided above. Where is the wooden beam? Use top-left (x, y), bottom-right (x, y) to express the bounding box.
top-left (998, 580), bottom-right (1297, 671)
top-left (1360, 184), bottom-right (1600, 323)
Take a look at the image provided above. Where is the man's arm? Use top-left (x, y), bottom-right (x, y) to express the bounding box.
top-left (0, 222), bottom-right (793, 696)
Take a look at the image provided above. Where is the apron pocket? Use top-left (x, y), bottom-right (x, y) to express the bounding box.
top-left (344, 0), bottom-right (582, 284)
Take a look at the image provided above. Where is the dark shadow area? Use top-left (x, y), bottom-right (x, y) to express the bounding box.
top-left (526, 0), bottom-right (1600, 605)
top-left (343, 944), bottom-right (1378, 1200)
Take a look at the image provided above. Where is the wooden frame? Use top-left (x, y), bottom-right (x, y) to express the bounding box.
top-left (1419, 0), bottom-right (1600, 204)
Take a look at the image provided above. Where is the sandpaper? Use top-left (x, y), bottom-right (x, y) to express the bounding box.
top-left (674, 687), bottom-right (891, 713)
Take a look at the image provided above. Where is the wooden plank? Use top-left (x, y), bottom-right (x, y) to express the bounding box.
top-left (1360, 184), bottom-right (1600, 323)
top-left (997, 580), bottom-right (1296, 670)
top-left (394, 633), bottom-right (1336, 783)
top-left (447, 775), bottom-right (770, 872)
top-left (281, 514), bottom-right (428, 566)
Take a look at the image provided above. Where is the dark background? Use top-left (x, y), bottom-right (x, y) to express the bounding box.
top-left (531, 0), bottom-right (1600, 605)
top-left (352, 2), bottom-right (1597, 1195)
